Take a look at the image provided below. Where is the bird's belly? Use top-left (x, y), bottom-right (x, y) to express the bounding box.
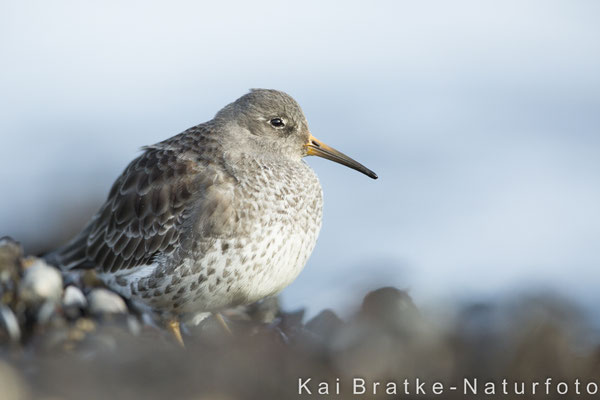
top-left (183, 226), bottom-right (317, 312)
top-left (132, 220), bottom-right (320, 314)
top-left (225, 229), bottom-right (317, 304)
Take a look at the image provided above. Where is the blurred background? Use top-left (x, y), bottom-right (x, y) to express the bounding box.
top-left (1, 0), bottom-right (599, 319)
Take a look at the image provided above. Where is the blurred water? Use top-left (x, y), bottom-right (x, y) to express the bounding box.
top-left (1, 0), bottom-right (599, 316)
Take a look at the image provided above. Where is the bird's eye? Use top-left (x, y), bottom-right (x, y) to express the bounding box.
top-left (269, 118), bottom-right (285, 128)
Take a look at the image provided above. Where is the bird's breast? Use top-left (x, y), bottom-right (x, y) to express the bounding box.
top-left (174, 157), bottom-right (324, 311)
top-left (229, 158), bottom-right (323, 294)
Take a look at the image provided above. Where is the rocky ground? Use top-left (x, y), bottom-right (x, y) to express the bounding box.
top-left (1, 236), bottom-right (600, 400)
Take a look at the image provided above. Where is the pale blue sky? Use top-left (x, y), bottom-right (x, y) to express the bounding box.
top-left (1, 0), bottom-right (599, 316)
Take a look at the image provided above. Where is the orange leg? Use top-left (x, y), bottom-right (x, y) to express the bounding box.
top-left (215, 313), bottom-right (233, 336)
top-left (167, 319), bottom-right (185, 347)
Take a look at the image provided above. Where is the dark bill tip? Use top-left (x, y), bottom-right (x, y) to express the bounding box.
top-left (306, 136), bottom-right (378, 180)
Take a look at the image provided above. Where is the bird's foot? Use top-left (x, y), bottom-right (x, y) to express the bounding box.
top-left (214, 312), bottom-right (233, 336)
top-left (167, 319), bottom-right (185, 347)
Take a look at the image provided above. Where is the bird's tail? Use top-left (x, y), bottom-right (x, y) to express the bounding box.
top-left (43, 222), bottom-right (95, 270)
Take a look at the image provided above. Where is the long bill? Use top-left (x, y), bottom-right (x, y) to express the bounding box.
top-left (305, 134), bottom-right (378, 179)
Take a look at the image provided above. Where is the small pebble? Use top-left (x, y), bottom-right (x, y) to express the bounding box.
top-left (306, 309), bottom-right (344, 340)
top-left (186, 311), bottom-right (210, 326)
top-left (63, 285), bottom-right (87, 309)
top-left (36, 300), bottom-right (58, 325)
top-left (0, 305), bottom-right (20, 343)
top-left (360, 287), bottom-right (420, 334)
top-left (88, 289), bottom-right (127, 315)
top-left (361, 287), bottom-right (416, 316)
top-left (63, 285), bottom-right (88, 319)
top-left (19, 258), bottom-right (63, 305)
top-left (127, 315), bottom-right (142, 336)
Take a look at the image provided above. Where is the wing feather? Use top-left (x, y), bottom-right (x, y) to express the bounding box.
top-left (80, 148), bottom-right (202, 273)
top-left (44, 127), bottom-right (236, 273)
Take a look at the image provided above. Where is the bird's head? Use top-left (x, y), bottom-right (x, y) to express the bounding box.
top-left (215, 89), bottom-right (377, 179)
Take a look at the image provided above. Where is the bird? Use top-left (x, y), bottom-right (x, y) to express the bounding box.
top-left (45, 89), bottom-right (377, 343)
